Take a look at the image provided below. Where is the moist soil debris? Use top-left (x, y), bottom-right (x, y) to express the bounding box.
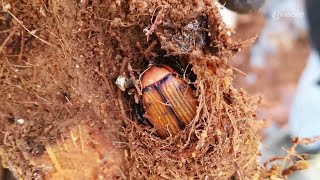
top-left (0, 0), bottom-right (300, 179)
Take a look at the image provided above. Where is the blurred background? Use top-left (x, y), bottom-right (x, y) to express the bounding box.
top-left (220, 0), bottom-right (320, 179)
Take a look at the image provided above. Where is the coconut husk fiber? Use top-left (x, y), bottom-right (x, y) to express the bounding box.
top-left (0, 0), bottom-right (263, 179)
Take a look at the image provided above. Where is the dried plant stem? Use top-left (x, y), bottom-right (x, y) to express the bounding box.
top-left (0, 29), bottom-right (16, 53)
top-left (4, 9), bottom-right (53, 46)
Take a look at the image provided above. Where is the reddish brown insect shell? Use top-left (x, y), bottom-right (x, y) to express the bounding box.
top-left (141, 65), bottom-right (198, 138)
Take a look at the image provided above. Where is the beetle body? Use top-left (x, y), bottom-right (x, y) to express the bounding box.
top-left (141, 65), bottom-right (198, 138)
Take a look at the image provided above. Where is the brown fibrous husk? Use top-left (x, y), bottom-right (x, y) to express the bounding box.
top-left (0, 0), bottom-right (264, 179)
top-left (125, 1), bottom-right (261, 179)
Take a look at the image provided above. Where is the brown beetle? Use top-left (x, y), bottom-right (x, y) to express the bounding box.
top-left (140, 65), bottom-right (198, 138)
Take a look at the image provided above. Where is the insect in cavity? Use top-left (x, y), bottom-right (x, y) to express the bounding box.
top-left (138, 64), bottom-right (198, 138)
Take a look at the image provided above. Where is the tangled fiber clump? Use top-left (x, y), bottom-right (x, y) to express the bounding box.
top-left (6, 0), bottom-right (311, 179)
top-left (126, 0), bottom-right (261, 179)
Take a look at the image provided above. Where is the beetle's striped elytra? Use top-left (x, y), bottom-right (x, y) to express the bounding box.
top-left (140, 65), bottom-right (198, 138)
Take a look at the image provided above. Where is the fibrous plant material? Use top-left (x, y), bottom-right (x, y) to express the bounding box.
top-left (0, 162), bottom-right (3, 179)
top-left (0, 0), bottom-right (129, 178)
top-left (0, 0), bottom-right (302, 179)
top-left (125, 0), bottom-right (262, 179)
top-left (21, 123), bottom-right (126, 179)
